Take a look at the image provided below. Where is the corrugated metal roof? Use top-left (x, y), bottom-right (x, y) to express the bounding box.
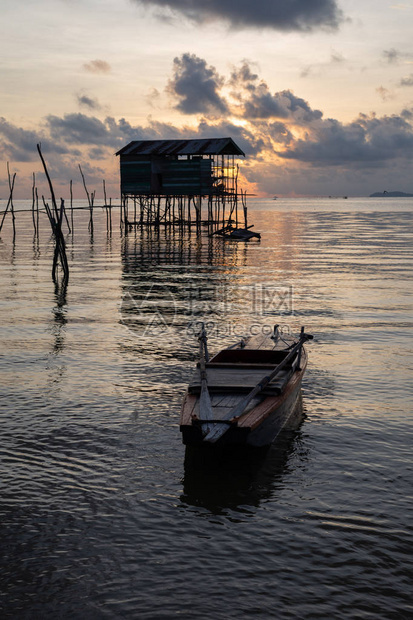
top-left (116, 138), bottom-right (245, 157)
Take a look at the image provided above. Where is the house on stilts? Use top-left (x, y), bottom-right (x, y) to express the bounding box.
top-left (116, 137), bottom-right (259, 238)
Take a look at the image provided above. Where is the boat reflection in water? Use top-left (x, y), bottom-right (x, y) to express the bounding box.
top-left (181, 396), bottom-right (307, 514)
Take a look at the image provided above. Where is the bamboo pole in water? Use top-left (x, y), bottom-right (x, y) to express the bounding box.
top-left (37, 145), bottom-right (59, 220)
top-left (31, 173), bottom-right (37, 235)
top-left (7, 163), bottom-right (16, 241)
top-left (0, 166), bottom-right (16, 236)
top-left (70, 180), bottom-right (74, 233)
top-left (78, 164), bottom-right (94, 235)
top-left (35, 185), bottom-right (39, 233)
top-left (37, 144), bottom-right (69, 285)
top-left (62, 195), bottom-right (71, 234)
top-left (103, 179), bottom-right (110, 232)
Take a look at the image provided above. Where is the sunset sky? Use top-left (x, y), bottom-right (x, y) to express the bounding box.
top-left (1, 0), bottom-right (413, 198)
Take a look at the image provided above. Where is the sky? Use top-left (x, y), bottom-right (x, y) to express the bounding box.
top-left (1, 0), bottom-right (413, 198)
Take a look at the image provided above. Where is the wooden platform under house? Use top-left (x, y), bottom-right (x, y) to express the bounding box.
top-left (116, 138), bottom-right (259, 239)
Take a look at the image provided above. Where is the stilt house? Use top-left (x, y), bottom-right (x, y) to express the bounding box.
top-left (115, 137), bottom-right (249, 232)
top-left (116, 137), bottom-right (245, 199)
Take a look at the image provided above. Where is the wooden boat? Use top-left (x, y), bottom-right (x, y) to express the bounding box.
top-left (210, 224), bottom-right (261, 241)
top-left (180, 326), bottom-right (312, 448)
top-left (226, 227), bottom-right (261, 240)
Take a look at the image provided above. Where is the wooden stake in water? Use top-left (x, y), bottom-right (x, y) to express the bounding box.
top-left (70, 180), bottom-right (74, 233)
top-left (79, 164), bottom-right (94, 235)
top-left (0, 165), bottom-right (16, 237)
top-left (37, 144), bottom-right (69, 285)
top-left (7, 163), bottom-right (16, 242)
top-left (31, 172), bottom-right (37, 236)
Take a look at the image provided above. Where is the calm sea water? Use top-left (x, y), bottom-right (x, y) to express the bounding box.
top-left (0, 197), bottom-right (412, 619)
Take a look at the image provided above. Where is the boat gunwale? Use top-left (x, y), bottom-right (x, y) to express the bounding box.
top-left (180, 347), bottom-right (307, 435)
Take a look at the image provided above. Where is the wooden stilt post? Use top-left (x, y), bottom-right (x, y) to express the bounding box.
top-left (31, 173), bottom-right (37, 235)
top-left (124, 195), bottom-right (129, 232)
top-left (35, 186), bottom-right (39, 233)
top-left (103, 179), bottom-right (109, 232)
top-left (0, 169), bottom-right (16, 236)
top-left (70, 180), bottom-right (74, 234)
top-left (6, 163), bottom-right (16, 241)
top-left (79, 164), bottom-right (94, 235)
top-left (37, 144), bottom-right (69, 285)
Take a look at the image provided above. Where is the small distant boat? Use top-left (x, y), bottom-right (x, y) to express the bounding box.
top-left (225, 227), bottom-right (261, 240)
top-left (211, 224), bottom-right (261, 241)
top-left (180, 325), bottom-right (313, 448)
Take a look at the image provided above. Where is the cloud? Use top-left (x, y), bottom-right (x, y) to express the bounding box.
top-left (267, 121), bottom-right (294, 145)
top-left (3, 54), bottom-right (413, 198)
top-left (400, 74), bottom-right (413, 86)
top-left (376, 86), bottom-right (395, 101)
top-left (300, 65), bottom-right (313, 79)
top-left (401, 107), bottom-right (413, 120)
top-left (0, 117), bottom-right (67, 162)
top-left (383, 48), bottom-right (413, 67)
top-left (136, 0), bottom-right (344, 31)
top-left (145, 87), bottom-right (161, 108)
top-left (46, 113), bottom-right (118, 146)
top-left (167, 53), bottom-right (229, 115)
top-left (331, 51), bottom-right (345, 63)
top-left (83, 59), bottom-right (111, 74)
top-left (230, 66), bottom-right (323, 122)
top-left (76, 93), bottom-right (102, 110)
top-left (229, 62), bottom-right (259, 89)
top-left (278, 112), bottom-right (413, 166)
top-left (242, 86), bottom-right (292, 120)
top-left (300, 50), bottom-right (346, 78)
top-left (196, 118), bottom-right (265, 156)
top-left (383, 48), bottom-right (400, 64)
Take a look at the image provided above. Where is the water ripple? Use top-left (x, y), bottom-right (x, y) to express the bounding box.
top-left (0, 203), bottom-right (412, 619)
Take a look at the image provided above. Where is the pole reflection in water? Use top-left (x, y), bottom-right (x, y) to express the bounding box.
top-left (119, 226), bottom-right (251, 355)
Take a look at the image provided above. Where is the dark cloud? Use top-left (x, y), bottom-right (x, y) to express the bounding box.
top-left (0, 117), bottom-right (66, 162)
top-left (76, 93), bottom-right (102, 110)
top-left (241, 85), bottom-right (322, 123)
top-left (83, 59), bottom-right (111, 74)
top-left (229, 63), bottom-right (322, 122)
top-left (401, 107), bottom-right (413, 120)
top-left (167, 53), bottom-right (229, 115)
top-left (229, 62), bottom-right (259, 89)
top-left (46, 113), bottom-right (120, 147)
top-left (196, 119), bottom-right (264, 156)
top-left (136, 0), bottom-right (344, 31)
top-left (278, 113), bottom-right (413, 166)
top-left (242, 85), bottom-right (290, 119)
top-left (267, 121), bottom-right (293, 145)
top-left (87, 146), bottom-right (109, 160)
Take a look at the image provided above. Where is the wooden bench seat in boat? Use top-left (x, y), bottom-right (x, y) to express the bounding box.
top-left (188, 365), bottom-right (294, 395)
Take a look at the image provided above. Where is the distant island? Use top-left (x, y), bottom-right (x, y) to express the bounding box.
top-left (369, 191), bottom-right (413, 197)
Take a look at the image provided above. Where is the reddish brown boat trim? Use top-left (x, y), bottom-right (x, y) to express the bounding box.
top-left (237, 350), bottom-right (307, 431)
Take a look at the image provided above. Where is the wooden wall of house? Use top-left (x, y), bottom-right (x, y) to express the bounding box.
top-left (120, 155), bottom-right (213, 196)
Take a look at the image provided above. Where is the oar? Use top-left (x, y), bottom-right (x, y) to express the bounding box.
top-left (197, 324), bottom-right (214, 436)
top-left (203, 329), bottom-right (312, 444)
